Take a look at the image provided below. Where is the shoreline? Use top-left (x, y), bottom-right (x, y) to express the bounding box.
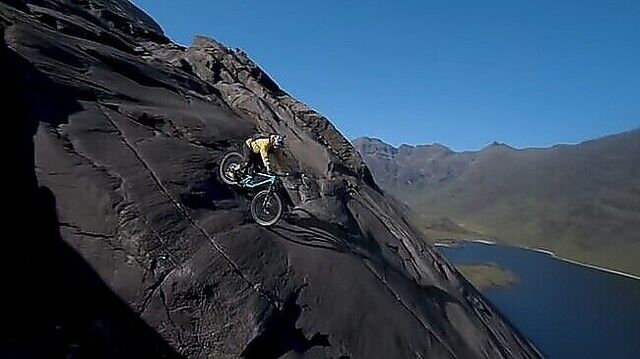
top-left (550, 255), bottom-right (640, 280)
top-left (435, 239), bottom-right (640, 281)
top-left (469, 239), bottom-right (496, 245)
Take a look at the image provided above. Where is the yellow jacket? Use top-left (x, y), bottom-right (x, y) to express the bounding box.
top-left (246, 137), bottom-right (273, 171)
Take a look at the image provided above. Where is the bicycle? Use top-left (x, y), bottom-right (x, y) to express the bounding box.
top-left (219, 151), bottom-right (289, 226)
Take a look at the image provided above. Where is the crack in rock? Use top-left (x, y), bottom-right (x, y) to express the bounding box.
top-left (97, 104), bottom-right (283, 310)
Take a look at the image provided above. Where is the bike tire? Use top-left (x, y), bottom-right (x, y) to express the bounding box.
top-left (250, 190), bottom-right (283, 226)
top-left (219, 152), bottom-right (244, 185)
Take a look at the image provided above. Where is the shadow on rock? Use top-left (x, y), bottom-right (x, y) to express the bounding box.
top-left (268, 209), bottom-right (357, 255)
top-left (3, 36), bottom-right (181, 358)
top-left (240, 291), bottom-right (330, 359)
top-left (181, 171), bottom-right (238, 211)
top-left (268, 208), bottom-right (379, 262)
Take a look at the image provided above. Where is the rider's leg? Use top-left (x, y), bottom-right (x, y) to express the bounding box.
top-left (240, 143), bottom-right (253, 174)
top-left (248, 153), bottom-right (262, 174)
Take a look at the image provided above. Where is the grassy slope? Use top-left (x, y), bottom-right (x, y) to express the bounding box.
top-left (357, 130), bottom-right (640, 275)
top-left (456, 263), bottom-right (519, 291)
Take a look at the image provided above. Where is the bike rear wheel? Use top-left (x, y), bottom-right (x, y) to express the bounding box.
top-left (219, 152), bottom-right (244, 185)
top-left (250, 190), bottom-right (283, 226)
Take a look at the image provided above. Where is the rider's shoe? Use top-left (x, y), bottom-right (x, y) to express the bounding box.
top-left (230, 169), bottom-right (242, 182)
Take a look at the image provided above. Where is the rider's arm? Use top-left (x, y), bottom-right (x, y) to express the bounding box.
top-left (256, 139), bottom-right (272, 172)
top-left (260, 148), bottom-right (271, 172)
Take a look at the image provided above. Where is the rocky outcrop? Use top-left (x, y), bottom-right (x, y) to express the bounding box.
top-left (3, 1), bottom-right (539, 358)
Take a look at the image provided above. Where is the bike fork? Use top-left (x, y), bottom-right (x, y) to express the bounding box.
top-left (262, 187), bottom-right (273, 207)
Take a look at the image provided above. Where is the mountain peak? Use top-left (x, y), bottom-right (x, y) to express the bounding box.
top-left (482, 141), bottom-right (516, 151)
top-left (352, 137), bottom-right (398, 156)
top-left (413, 142), bottom-right (455, 155)
top-left (354, 138), bottom-right (456, 158)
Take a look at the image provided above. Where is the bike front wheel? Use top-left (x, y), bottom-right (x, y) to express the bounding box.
top-left (250, 190), bottom-right (283, 226)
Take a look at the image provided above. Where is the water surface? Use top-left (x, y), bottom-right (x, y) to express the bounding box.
top-left (438, 242), bottom-right (640, 358)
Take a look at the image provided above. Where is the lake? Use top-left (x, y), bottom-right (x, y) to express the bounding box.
top-left (437, 242), bottom-right (640, 358)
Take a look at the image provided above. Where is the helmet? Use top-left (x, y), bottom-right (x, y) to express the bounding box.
top-left (271, 134), bottom-right (285, 148)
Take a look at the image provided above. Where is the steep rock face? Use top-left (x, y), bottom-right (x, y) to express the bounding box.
top-left (3, 1), bottom-right (539, 358)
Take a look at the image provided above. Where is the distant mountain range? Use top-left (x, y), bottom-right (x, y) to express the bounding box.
top-left (353, 129), bottom-right (640, 275)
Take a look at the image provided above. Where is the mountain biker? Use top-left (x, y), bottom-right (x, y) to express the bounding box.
top-left (241, 133), bottom-right (285, 175)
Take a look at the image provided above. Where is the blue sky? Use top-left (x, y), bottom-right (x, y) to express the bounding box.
top-left (131, 0), bottom-right (639, 151)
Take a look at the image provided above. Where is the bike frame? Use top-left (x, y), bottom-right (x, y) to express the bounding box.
top-left (221, 153), bottom-right (287, 225)
top-left (241, 172), bottom-right (279, 210)
top-left (239, 172), bottom-right (277, 189)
